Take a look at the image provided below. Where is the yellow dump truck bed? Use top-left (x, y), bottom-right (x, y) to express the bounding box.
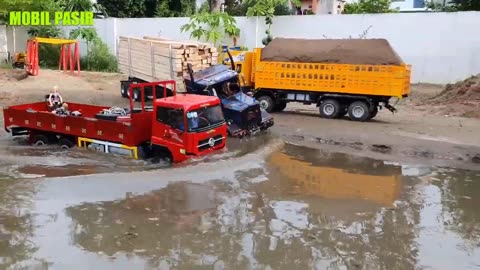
top-left (252, 48), bottom-right (411, 99)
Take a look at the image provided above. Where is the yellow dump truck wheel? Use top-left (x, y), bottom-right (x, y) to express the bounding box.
top-left (348, 101), bottom-right (371, 122)
top-left (319, 99), bottom-right (341, 119)
top-left (257, 96), bottom-right (275, 113)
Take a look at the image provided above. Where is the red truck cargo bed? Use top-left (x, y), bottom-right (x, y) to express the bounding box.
top-left (3, 101), bottom-right (153, 146)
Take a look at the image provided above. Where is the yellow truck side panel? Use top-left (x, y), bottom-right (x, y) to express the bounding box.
top-left (253, 48), bottom-right (411, 98)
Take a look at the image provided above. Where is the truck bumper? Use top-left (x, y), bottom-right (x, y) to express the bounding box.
top-left (226, 115), bottom-right (274, 138)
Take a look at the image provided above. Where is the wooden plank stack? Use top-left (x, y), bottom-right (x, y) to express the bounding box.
top-left (118, 36), bottom-right (219, 92)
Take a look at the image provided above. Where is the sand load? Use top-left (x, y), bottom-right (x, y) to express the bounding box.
top-left (260, 38), bottom-right (404, 65)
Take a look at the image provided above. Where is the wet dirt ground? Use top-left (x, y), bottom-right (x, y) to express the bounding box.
top-left (0, 70), bottom-right (480, 269)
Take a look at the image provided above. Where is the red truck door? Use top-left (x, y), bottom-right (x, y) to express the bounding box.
top-left (151, 106), bottom-right (187, 156)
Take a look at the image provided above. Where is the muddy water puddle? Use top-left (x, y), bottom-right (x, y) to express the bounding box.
top-left (0, 133), bottom-right (276, 179)
top-left (0, 141), bottom-right (479, 269)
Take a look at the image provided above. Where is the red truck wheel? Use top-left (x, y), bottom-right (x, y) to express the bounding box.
top-left (150, 148), bottom-right (172, 165)
top-left (32, 134), bottom-right (49, 146)
top-left (59, 137), bottom-right (75, 149)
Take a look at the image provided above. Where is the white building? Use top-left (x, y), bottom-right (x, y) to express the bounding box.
top-left (290, 0), bottom-right (447, 14)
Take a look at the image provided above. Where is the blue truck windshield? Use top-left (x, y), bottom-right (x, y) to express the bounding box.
top-left (186, 105), bottom-right (224, 132)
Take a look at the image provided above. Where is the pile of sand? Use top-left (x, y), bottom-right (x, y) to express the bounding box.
top-left (0, 69), bottom-right (28, 82)
top-left (426, 74), bottom-right (480, 118)
top-left (260, 38), bottom-right (404, 65)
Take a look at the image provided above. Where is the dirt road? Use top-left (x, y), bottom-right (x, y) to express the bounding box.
top-left (1, 69), bottom-right (479, 170)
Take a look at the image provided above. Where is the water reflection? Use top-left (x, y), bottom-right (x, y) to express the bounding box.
top-left (264, 144), bottom-right (403, 206)
top-left (0, 179), bottom-right (39, 269)
top-left (2, 143), bottom-right (479, 269)
top-left (62, 144), bottom-right (418, 269)
top-left (415, 168), bottom-right (480, 269)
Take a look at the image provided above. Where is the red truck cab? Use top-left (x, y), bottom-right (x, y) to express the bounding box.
top-left (150, 91), bottom-right (227, 163)
top-left (3, 81), bottom-right (227, 164)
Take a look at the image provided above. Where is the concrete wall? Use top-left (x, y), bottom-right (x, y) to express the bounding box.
top-left (0, 26), bottom-right (29, 62)
top-left (270, 12), bottom-right (480, 84)
top-left (96, 12), bottom-right (479, 84)
top-left (6, 27), bottom-right (29, 54)
top-left (0, 25), bottom-right (7, 62)
top-left (3, 11), bottom-right (480, 84)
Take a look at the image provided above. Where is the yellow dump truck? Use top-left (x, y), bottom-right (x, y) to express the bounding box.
top-left (224, 38), bottom-right (411, 121)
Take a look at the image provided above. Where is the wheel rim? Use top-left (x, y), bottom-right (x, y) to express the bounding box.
top-left (61, 145), bottom-right (70, 149)
top-left (323, 104), bottom-right (335, 115)
top-left (259, 100), bottom-right (269, 110)
top-left (352, 106), bottom-right (365, 118)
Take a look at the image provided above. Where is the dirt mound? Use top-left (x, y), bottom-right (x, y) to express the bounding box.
top-left (0, 69), bottom-right (28, 82)
top-left (425, 74), bottom-right (480, 118)
top-left (432, 75), bottom-right (480, 103)
top-left (260, 38), bottom-right (404, 65)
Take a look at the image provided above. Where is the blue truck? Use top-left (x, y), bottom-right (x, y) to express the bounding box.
top-left (183, 54), bottom-right (274, 137)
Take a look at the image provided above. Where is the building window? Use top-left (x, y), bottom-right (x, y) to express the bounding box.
top-left (413, 0), bottom-right (425, 8)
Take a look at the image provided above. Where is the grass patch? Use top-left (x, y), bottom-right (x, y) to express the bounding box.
top-left (0, 62), bottom-right (13, 69)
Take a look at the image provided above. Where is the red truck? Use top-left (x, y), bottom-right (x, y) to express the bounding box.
top-left (3, 81), bottom-right (227, 164)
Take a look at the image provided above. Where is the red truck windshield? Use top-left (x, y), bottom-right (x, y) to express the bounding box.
top-left (186, 105), bottom-right (224, 132)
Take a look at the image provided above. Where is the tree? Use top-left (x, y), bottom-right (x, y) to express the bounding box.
top-left (61, 0), bottom-right (93, 11)
top-left (450, 0), bottom-right (480, 10)
top-left (96, 0), bottom-right (196, 18)
top-left (224, 0), bottom-right (294, 16)
top-left (155, 0), bottom-right (196, 17)
top-left (180, 12), bottom-right (241, 46)
top-left (97, 0), bottom-right (146, 17)
top-left (60, 0), bottom-right (109, 17)
top-left (245, 0), bottom-right (300, 45)
top-left (342, 0), bottom-right (398, 13)
top-left (0, 0), bottom-right (62, 23)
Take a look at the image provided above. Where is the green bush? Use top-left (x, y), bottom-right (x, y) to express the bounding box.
top-left (81, 41), bottom-right (118, 72)
top-left (38, 44), bottom-right (62, 68)
top-left (0, 62), bottom-right (13, 69)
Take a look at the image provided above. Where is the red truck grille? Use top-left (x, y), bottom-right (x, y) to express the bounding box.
top-left (197, 135), bottom-right (223, 151)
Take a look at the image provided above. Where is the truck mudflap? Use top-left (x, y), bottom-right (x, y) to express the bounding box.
top-left (384, 103), bottom-right (397, 113)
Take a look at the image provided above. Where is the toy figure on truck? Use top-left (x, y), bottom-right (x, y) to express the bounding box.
top-left (222, 38), bottom-right (412, 121)
top-left (3, 81), bottom-right (227, 164)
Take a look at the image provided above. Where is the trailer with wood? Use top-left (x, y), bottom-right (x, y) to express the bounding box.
top-left (117, 36), bottom-right (219, 100)
top-left (3, 81), bottom-right (227, 164)
top-left (223, 38), bottom-right (412, 121)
